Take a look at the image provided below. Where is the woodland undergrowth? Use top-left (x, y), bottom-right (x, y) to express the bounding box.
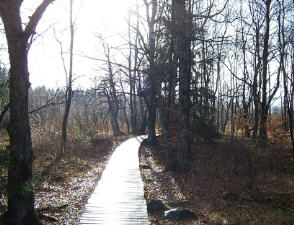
top-left (0, 113), bottom-right (126, 224)
top-left (141, 117), bottom-right (294, 225)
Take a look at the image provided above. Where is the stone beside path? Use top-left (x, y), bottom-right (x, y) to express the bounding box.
top-left (79, 136), bottom-right (149, 225)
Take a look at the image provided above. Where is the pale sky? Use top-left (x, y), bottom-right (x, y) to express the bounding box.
top-left (21, 0), bottom-right (139, 89)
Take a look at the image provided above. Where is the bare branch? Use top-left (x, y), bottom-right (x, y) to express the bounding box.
top-left (24, 0), bottom-right (55, 41)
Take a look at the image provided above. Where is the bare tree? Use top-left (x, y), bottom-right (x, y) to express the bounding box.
top-left (62, 0), bottom-right (75, 151)
top-left (143, 0), bottom-right (158, 144)
top-left (258, 0), bottom-right (272, 141)
top-left (127, 12), bottom-right (138, 134)
top-left (99, 44), bottom-right (123, 136)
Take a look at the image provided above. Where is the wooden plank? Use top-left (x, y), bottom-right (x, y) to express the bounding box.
top-left (79, 136), bottom-right (149, 225)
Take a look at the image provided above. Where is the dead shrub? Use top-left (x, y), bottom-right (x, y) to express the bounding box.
top-left (267, 115), bottom-right (290, 148)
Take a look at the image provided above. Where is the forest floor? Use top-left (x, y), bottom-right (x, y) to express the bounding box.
top-left (0, 134), bottom-right (128, 225)
top-left (139, 135), bottom-right (294, 225)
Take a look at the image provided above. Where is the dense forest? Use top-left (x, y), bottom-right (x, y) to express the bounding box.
top-left (1, 0), bottom-right (294, 224)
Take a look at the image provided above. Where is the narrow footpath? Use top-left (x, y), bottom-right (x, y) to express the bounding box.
top-left (79, 136), bottom-right (149, 225)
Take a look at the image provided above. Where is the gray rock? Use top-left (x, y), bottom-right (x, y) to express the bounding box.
top-left (163, 207), bottom-right (197, 221)
top-left (147, 199), bottom-right (168, 212)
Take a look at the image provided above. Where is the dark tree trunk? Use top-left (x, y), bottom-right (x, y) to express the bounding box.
top-left (289, 66), bottom-right (294, 154)
top-left (258, 0), bottom-right (271, 142)
top-left (241, 27), bottom-right (251, 138)
top-left (252, 90), bottom-right (259, 139)
top-left (279, 0), bottom-right (294, 154)
top-left (143, 0), bottom-right (158, 144)
top-left (119, 74), bottom-right (130, 134)
top-left (62, 89), bottom-right (72, 150)
top-left (103, 45), bottom-right (123, 136)
top-left (252, 21), bottom-right (262, 140)
top-left (123, 105), bottom-right (130, 134)
top-left (0, 1), bottom-right (53, 224)
top-left (174, 0), bottom-right (191, 170)
top-left (166, 0), bottom-right (178, 168)
top-left (128, 13), bottom-right (138, 134)
top-left (110, 110), bottom-right (121, 136)
top-left (6, 34), bottom-right (40, 225)
top-left (129, 84), bottom-right (137, 134)
top-left (138, 95), bottom-right (147, 135)
top-left (147, 96), bottom-right (156, 142)
top-left (285, 45), bottom-right (294, 154)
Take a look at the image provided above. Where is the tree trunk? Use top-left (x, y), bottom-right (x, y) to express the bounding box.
top-left (103, 45), bottom-right (123, 136)
top-left (128, 12), bottom-right (138, 134)
top-left (6, 37), bottom-right (41, 225)
top-left (174, 0), bottom-right (191, 170)
top-left (119, 74), bottom-right (130, 134)
top-left (279, 0), bottom-right (294, 154)
top-left (123, 105), bottom-right (130, 134)
top-left (138, 96), bottom-right (147, 134)
top-left (258, 0), bottom-right (271, 142)
top-left (143, 0), bottom-right (158, 144)
top-left (62, 0), bottom-right (74, 151)
top-left (62, 90), bottom-right (72, 150)
top-left (166, 0), bottom-right (178, 168)
top-left (147, 97), bottom-right (156, 142)
top-left (252, 22), bottom-right (262, 140)
top-left (241, 27), bottom-right (251, 138)
top-left (110, 110), bottom-right (121, 136)
top-left (290, 40), bottom-right (294, 156)
top-left (0, 1), bottom-right (53, 223)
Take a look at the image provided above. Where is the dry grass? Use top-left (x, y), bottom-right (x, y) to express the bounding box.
top-left (0, 109), bottom-right (129, 224)
top-left (0, 133), bottom-right (128, 224)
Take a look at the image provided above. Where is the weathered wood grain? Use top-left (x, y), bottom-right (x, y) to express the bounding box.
top-left (79, 136), bottom-right (149, 225)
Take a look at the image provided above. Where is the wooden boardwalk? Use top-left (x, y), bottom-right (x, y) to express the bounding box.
top-left (79, 136), bottom-right (149, 225)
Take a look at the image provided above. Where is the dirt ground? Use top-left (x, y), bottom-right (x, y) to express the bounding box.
top-left (139, 135), bottom-right (294, 225)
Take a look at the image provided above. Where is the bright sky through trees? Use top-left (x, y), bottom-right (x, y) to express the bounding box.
top-left (22, 0), bottom-right (138, 88)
